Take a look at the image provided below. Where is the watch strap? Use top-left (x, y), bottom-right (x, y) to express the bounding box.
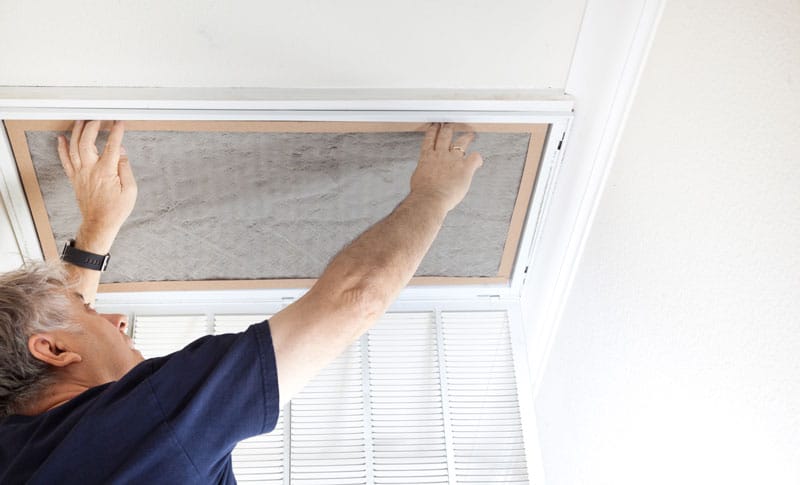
top-left (61, 239), bottom-right (110, 272)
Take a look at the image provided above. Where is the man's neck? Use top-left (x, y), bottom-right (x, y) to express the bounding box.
top-left (19, 382), bottom-right (91, 416)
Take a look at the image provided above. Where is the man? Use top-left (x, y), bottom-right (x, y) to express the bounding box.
top-left (0, 120), bottom-right (482, 483)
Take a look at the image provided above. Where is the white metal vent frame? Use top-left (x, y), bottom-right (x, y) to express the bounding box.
top-left (0, 95), bottom-right (572, 302)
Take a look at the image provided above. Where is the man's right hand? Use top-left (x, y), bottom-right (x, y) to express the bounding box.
top-left (410, 123), bottom-right (483, 212)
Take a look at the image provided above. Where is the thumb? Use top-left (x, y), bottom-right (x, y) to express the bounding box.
top-left (467, 152), bottom-right (483, 170)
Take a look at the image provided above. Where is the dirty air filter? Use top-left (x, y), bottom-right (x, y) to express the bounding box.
top-left (6, 121), bottom-right (546, 291)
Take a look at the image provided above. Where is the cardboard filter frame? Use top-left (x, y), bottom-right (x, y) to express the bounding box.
top-left (5, 120), bottom-right (548, 292)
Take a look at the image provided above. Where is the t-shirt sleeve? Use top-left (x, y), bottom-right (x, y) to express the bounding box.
top-left (144, 319), bottom-right (280, 470)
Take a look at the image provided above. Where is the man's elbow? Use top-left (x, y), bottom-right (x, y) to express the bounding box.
top-left (312, 261), bottom-right (394, 332)
top-left (339, 282), bottom-right (387, 326)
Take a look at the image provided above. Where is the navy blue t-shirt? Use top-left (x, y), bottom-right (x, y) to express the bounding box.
top-left (0, 320), bottom-right (280, 484)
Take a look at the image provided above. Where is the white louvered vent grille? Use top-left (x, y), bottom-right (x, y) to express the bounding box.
top-left (214, 314), bottom-right (272, 335)
top-left (291, 340), bottom-right (366, 484)
top-left (368, 313), bottom-right (449, 485)
top-left (131, 310), bottom-right (528, 484)
top-left (442, 311), bottom-right (529, 484)
top-left (132, 314), bottom-right (210, 359)
top-left (231, 415), bottom-right (286, 485)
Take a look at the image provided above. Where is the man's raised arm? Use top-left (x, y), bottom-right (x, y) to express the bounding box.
top-left (268, 123), bottom-right (483, 407)
top-left (57, 120), bottom-right (138, 304)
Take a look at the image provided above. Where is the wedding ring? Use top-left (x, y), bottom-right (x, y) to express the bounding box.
top-left (450, 145), bottom-right (465, 154)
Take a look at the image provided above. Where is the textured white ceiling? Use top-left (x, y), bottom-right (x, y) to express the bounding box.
top-left (0, 0), bottom-right (586, 89)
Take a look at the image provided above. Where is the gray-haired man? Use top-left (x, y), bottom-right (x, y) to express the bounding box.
top-left (0, 120), bottom-right (482, 483)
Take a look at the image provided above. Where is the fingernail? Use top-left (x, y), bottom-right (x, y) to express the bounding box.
top-left (120, 146), bottom-right (127, 156)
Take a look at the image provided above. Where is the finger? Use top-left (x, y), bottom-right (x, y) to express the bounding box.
top-left (118, 153), bottom-right (136, 190)
top-left (57, 136), bottom-right (74, 179)
top-left (79, 120), bottom-right (101, 164)
top-left (421, 123), bottom-right (438, 153)
top-left (101, 120), bottom-right (125, 170)
top-left (69, 120), bottom-right (85, 169)
top-left (437, 124), bottom-right (453, 152)
top-left (452, 132), bottom-right (475, 153)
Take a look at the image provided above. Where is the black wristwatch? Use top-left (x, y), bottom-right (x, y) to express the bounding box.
top-left (61, 239), bottom-right (110, 272)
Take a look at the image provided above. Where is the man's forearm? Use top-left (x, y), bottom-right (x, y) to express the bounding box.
top-left (270, 190), bottom-right (449, 404)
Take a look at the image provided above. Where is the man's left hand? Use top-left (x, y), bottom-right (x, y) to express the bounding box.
top-left (57, 120), bottom-right (138, 244)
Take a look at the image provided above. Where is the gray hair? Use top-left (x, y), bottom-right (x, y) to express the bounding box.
top-left (0, 262), bottom-right (76, 417)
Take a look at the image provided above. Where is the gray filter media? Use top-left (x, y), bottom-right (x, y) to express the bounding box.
top-left (27, 130), bottom-right (531, 283)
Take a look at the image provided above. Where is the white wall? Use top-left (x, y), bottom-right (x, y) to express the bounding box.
top-left (535, 1), bottom-right (800, 484)
top-left (0, 0), bottom-right (584, 89)
top-left (0, 197), bottom-right (22, 271)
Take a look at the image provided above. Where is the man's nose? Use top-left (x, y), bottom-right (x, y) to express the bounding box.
top-left (101, 313), bottom-right (128, 332)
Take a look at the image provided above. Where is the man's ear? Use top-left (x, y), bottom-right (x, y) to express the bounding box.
top-left (28, 334), bottom-right (83, 367)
